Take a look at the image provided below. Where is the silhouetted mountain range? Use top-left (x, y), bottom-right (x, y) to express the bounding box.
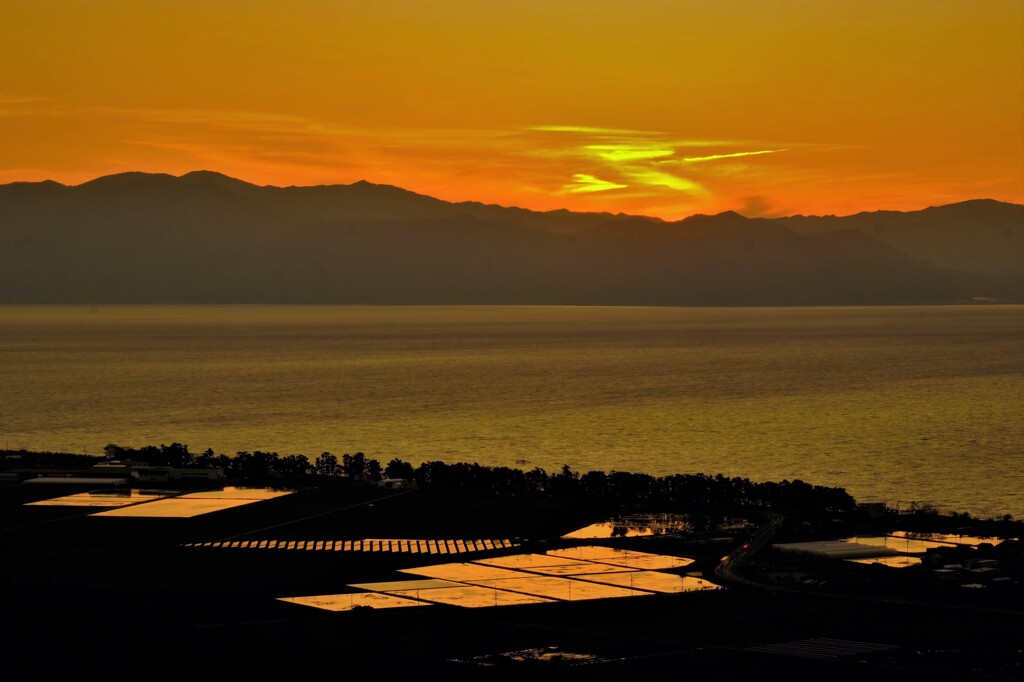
top-left (1, 171), bottom-right (1021, 304)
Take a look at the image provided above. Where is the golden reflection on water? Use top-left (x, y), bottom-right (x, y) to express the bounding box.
top-left (477, 553), bottom-right (590, 570)
top-left (773, 540), bottom-right (899, 559)
top-left (284, 545), bottom-right (720, 612)
top-left (547, 546), bottom-right (631, 562)
top-left (561, 513), bottom-right (700, 539)
top-left (548, 546), bottom-right (695, 570)
top-left (562, 522), bottom-right (655, 539)
top-left (91, 487), bottom-right (292, 518)
top-left (178, 486), bottom-right (291, 500)
top-left (390, 585), bottom-right (554, 608)
top-left (399, 562), bottom-right (524, 582)
top-left (518, 561), bottom-right (632, 577)
top-left (26, 489), bottom-right (170, 507)
top-left (278, 592), bottom-right (428, 611)
top-left (843, 534), bottom-right (1004, 554)
top-left (774, 534), bottom-right (1000, 561)
top-left (464, 576), bottom-right (646, 601)
top-left (845, 536), bottom-right (941, 553)
top-left (395, 544), bottom-right (708, 598)
top-left (349, 579), bottom-right (461, 592)
top-left (574, 571), bottom-right (722, 593)
top-left (847, 555), bottom-right (922, 568)
top-left (888, 531), bottom-right (1010, 547)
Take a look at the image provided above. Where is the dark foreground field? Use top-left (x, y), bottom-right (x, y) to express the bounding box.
top-left (2, 480), bottom-right (1022, 681)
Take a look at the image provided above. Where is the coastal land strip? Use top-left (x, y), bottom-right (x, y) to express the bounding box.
top-left (2, 449), bottom-right (1022, 680)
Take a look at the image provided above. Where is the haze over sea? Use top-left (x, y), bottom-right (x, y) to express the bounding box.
top-left (2, 305), bottom-right (1021, 520)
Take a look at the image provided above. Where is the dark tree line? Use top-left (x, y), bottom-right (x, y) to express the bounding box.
top-left (100, 443), bottom-right (857, 514)
top-left (102, 443), bottom-right (411, 482)
top-left (410, 462), bottom-right (855, 513)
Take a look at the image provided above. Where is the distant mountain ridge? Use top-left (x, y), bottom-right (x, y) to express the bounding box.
top-left (776, 199), bottom-right (1024, 278)
top-left (1, 171), bottom-right (1021, 305)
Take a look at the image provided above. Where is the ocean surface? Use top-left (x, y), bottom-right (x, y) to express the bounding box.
top-left (2, 305), bottom-right (1022, 519)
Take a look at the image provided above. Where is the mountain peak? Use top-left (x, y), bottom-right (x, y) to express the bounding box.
top-left (178, 170), bottom-right (258, 190)
top-left (921, 198), bottom-right (1022, 215)
top-left (678, 210), bottom-right (750, 226)
top-left (77, 171), bottom-right (177, 189)
top-left (180, 170), bottom-right (243, 181)
top-left (344, 179), bottom-right (424, 195)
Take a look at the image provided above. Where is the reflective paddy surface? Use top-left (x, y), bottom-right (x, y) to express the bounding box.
top-left (847, 555), bottom-right (923, 568)
top-left (561, 512), bottom-right (756, 540)
top-left (775, 531), bottom-right (1017, 567)
top-left (26, 488), bottom-right (171, 508)
top-left (93, 487), bottom-right (292, 517)
top-left (26, 486), bottom-right (294, 518)
top-left (279, 545), bottom-right (720, 611)
top-left (278, 592), bottom-right (431, 611)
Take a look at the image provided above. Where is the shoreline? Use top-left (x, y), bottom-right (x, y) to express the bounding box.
top-left (4, 447), bottom-right (1021, 530)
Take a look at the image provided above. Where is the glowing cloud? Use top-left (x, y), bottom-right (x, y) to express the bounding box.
top-left (625, 169), bottom-right (704, 194)
top-left (563, 173), bottom-right (628, 193)
top-left (679, 149), bottom-right (787, 163)
top-left (584, 144), bottom-right (675, 162)
top-left (532, 126), bottom-right (721, 198)
top-left (529, 125), bottom-right (658, 135)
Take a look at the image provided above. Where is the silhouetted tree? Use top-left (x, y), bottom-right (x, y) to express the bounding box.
top-left (580, 470), bottom-right (609, 498)
top-left (413, 460), bottom-right (446, 488)
top-left (365, 458), bottom-right (382, 481)
top-left (90, 442), bottom-right (859, 514)
top-left (315, 452), bottom-right (340, 477)
top-left (548, 464), bottom-right (581, 497)
top-left (276, 454), bottom-right (310, 477)
top-left (252, 451), bottom-right (278, 476)
top-left (160, 442), bottom-right (192, 468)
top-left (384, 458), bottom-right (414, 480)
top-left (342, 452), bottom-right (368, 479)
top-left (197, 448), bottom-right (217, 468)
top-left (524, 467), bottom-right (548, 493)
top-left (232, 451), bottom-right (254, 476)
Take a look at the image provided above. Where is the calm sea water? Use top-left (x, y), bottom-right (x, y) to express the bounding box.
top-left (2, 305), bottom-right (1022, 519)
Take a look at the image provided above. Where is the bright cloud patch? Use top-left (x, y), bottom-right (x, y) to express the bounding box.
top-left (626, 169), bottom-right (704, 193)
top-left (531, 125), bottom-right (784, 203)
top-left (584, 144), bottom-right (675, 162)
top-left (678, 149), bottom-right (787, 163)
top-left (529, 125), bottom-right (658, 135)
top-left (563, 173), bottom-right (628, 193)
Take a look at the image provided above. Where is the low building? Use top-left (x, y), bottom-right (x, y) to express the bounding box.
top-left (170, 468), bottom-right (226, 481)
top-left (130, 466), bottom-right (226, 482)
top-left (378, 478), bottom-right (413, 489)
top-left (25, 476), bottom-right (130, 485)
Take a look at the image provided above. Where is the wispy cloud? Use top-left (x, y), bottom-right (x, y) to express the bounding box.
top-left (624, 169), bottom-right (704, 193)
top-left (678, 149), bottom-right (787, 163)
top-left (528, 125), bottom-right (791, 199)
top-left (0, 95), bottom-right (54, 117)
top-left (529, 125), bottom-right (659, 135)
top-left (562, 173), bottom-right (629, 193)
top-left (584, 144), bottom-right (675, 162)
top-left (0, 94), bottom-right (47, 105)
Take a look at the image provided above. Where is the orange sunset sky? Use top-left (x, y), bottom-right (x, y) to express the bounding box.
top-left (1, 0), bottom-right (1022, 219)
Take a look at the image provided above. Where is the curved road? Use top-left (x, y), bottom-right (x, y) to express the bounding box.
top-left (714, 512), bottom-right (785, 587)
